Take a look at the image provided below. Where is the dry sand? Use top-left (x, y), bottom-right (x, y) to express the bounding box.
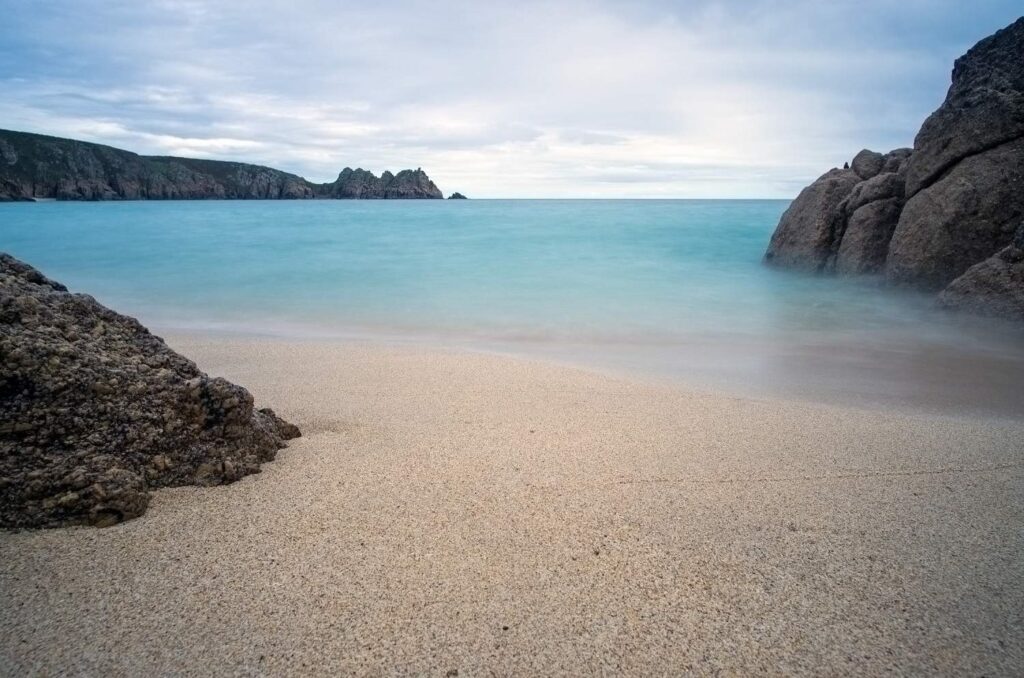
top-left (2, 336), bottom-right (1023, 676)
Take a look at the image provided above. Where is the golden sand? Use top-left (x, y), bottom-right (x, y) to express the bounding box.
top-left (1, 337), bottom-right (1022, 675)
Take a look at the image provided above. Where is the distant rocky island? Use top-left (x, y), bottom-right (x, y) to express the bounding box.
top-left (765, 17), bottom-right (1024, 321)
top-left (0, 129), bottom-right (446, 201)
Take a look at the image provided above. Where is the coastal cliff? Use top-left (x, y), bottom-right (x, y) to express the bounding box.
top-left (765, 17), bottom-right (1024, 320)
top-left (0, 129), bottom-right (444, 201)
top-left (320, 166), bottom-right (443, 199)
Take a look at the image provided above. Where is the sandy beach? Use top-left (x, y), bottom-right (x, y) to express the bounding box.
top-left (1, 336), bottom-right (1022, 676)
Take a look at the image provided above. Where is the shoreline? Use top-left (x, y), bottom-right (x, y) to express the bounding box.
top-left (2, 336), bottom-right (1022, 674)
top-left (154, 328), bottom-right (1024, 424)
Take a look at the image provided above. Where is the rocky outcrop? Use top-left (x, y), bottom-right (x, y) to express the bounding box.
top-left (903, 18), bottom-right (1024, 197)
top-left (764, 17), bottom-right (1024, 320)
top-left (316, 167), bottom-right (443, 199)
top-left (380, 169), bottom-right (443, 199)
top-left (764, 147), bottom-right (914, 274)
top-left (448, 192), bottom-right (468, 199)
top-left (763, 168), bottom-right (861, 272)
top-left (939, 224), bottom-right (1024, 318)
top-left (0, 129), bottom-right (446, 201)
top-left (887, 137), bottom-right (1024, 289)
top-left (322, 167), bottom-right (382, 198)
top-left (0, 254), bottom-right (300, 528)
top-left (835, 171), bottom-right (906, 276)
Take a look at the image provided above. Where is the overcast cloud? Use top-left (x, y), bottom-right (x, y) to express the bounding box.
top-left (1, 0), bottom-right (1021, 197)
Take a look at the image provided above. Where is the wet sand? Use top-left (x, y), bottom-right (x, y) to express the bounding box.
top-left (1, 336), bottom-right (1022, 675)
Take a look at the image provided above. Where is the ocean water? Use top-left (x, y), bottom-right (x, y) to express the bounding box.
top-left (2, 199), bottom-right (1023, 417)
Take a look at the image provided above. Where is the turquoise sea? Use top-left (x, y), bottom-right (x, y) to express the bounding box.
top-left (3, 199), bottom-right (1023, 417)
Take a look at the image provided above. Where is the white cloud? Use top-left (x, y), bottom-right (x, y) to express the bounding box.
top-left (1, 0), bottom-right (1020, 196)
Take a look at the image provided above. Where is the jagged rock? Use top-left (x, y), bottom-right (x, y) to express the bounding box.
top-left (448, 192), bottom-right (468, 199)
top-left (764, 168), bottom-right (860, 272)
top-left (0, 254), bottom-right (300, 528)
top-left (939, 224), bottom-right (1024, 318)
top-left (313, 167), bottom-right (442, 199)
top-left (851, 149), bottom-right (885, 180)
top-left (382, 169), bottom-right (443, 199)
top-left (886, 136), bottom-right (1024, 290)
top-left (763, 17), bottom-right (1024, 320)
top-left (0, 129), bottom-right (444, 201)
top-left (327, 167), bottom-right (385, 198)
top-left (903, 17), bottom-right (1024, 197)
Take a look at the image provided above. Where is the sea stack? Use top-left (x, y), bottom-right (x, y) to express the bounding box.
top-left (0, 253), bottom-right (300, 528)
top-left (764, 17), bottom-right (1024, 320)
top-left (324, 167), bottom-right (443, 199)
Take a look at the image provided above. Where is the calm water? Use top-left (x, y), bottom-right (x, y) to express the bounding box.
top-left (2, 200), bottom-right (1022, 417)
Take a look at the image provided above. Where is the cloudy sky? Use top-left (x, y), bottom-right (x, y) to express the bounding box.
top-left (1, 1), bottom-right (1020, 197)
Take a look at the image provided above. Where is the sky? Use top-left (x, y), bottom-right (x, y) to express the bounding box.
top-left (0, 1), bottom-right (1021, 198)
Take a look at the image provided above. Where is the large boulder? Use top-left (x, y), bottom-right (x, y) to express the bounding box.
top-left (851, 149), bottom-right (885, 180)
top-left (0, 254), bottom-right (300, 528)
top-left (834, 172), bottom-right (907, 275)
top-left (939, 224), bottom-right (1024, 318)
top-left (886, 136), bottom-right (1024, 290)
top-left (903, 17), bottom-right (1024, 197)
top-left (835, 199), bottom-right (903, 276)
top-left (764, 168), bottom-right (861, 272)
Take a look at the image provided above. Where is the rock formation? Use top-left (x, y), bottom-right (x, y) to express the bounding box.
top-left (448, 192), bottom-right (468, 199)
top-left (939, 223), bottom-right (1024, 318)
top-left (887, 137), bottom-right (1024, 290)
top-left (0, 253), bottom-right (300, 528)
top-left (764, 166), bottom-right (868, 272)
top-left (764, 17), bottom-right (1024, 320)
top-left (321, 167), bottom-right (443, 199)
top-left (0, 129), bottom-right (445, 201)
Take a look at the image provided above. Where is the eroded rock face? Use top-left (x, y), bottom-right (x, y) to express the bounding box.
top-left (903, 17), bottom-right (1024, 197)
top-left (764, 168), bottom-right (860, 272)
top-left (887, 137), bottom-right (1024, 290)
top-left (939, 225), bottom-right (1024, 318)
top-left (382, 169), bottom-right (444, 199)
top-left (0, 254), bottom-right (300, 528)
top-left (318, 167), bottom-right (443, 199)
top-left (763, 17), bottom-right (1024, 320)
